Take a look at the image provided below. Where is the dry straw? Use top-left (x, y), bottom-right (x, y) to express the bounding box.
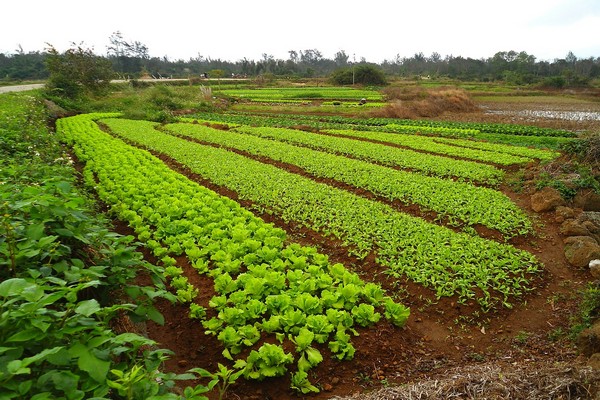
top-left (331, 361), bottom-right (599, 400)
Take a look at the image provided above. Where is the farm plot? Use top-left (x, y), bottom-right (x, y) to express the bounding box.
top-left (322, 128), bottom-right (555, 165)
top-left (231, 125), bottom-right (505, 185)
top-left (100, 117), bottom-right (541, 311)
top-left (159, 121), bottom-right (533, 237)
top-left (57, 113), bottom-right (410, 394)
top-left (184, 111), bottom-right (576, 149)
top-left (218, 86), bottom-right (384, 103)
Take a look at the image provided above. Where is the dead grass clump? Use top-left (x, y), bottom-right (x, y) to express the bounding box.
top-left (382, 86), bottom-right (428, 101)
top-left (372, 87), bottom-right (478, 119)
top-left (332, 361), bottom-right (599, 400)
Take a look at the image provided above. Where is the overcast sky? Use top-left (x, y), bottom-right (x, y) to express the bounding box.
top-left (2, 0), bottom-right (599, 63)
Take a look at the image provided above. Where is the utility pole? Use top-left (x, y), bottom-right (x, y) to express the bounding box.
top-left (352, 53), bottom-right (356, 85)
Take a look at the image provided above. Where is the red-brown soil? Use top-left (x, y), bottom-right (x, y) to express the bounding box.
top-left (111, 98), bottom-right (599, 399)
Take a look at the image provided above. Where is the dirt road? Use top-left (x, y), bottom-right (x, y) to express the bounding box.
top-left (0, 83), bottom-right (45, 94)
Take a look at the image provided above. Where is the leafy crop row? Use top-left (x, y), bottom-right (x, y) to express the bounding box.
top-left (432, 136), bottom-right (560, 161)
top-left (184, 111), bottom-right (576, 148)
top-left (232, 125), bottom-right (505, 185)
top-left (218, 87), bottom-right (384, 101)
top-left (323, 128), bottom-right (536, 165)
top-left (153, 120), bottom-right (533, 237)
top-left (102, 117), bottom-right (542, 310)
top-left (57, 113), bottom-right (410, 393)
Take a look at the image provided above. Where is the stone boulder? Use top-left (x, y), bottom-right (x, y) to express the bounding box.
top-left (560, 219), bottom-right (591, 236)
top-left (564, 236), bottom-right (600, 268)
top-left (555, 206), bottom-right (576, 223)
top-left (578, 321), bottom-right (600, 357)
top-left (582, 212), bottom-right (600, 227)
top-left (590, 259), bottom-right (600, 279)
top-left (574, 190), bottom-right (600, 212)
top-left (531, 187), bottom-right (566, 212)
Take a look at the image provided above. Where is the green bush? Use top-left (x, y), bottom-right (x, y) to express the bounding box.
top-left (330, 65), bottom-right (387, 86)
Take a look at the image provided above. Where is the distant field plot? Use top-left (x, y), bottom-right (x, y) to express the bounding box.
top-left (217, 86), bottom-right (385, 102)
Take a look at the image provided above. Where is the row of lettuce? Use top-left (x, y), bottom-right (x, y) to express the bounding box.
top-left (219, 87), bottom-right (384, 102)
top-left (57, 113), bottom-right (411, 394)
top-left (190, 111), bottom-right (576, 147)
top-left (129, 120), bottom-right (533, 237)
top-left (0, 93), bottom-right (215, 399)
top-left (99, 117), bottom-right (542, 311)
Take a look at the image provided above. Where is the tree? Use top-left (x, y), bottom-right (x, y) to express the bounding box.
top-left (300, 49), bottom-right (323, 65)
top-left (107, 31), bottom-right (149, 59)
top-left (334, 50), bottom-right (349, 66)
top-left (107, 31), bottom-right (149, 77)
top-left (330, 65), bottom-right (387, 85)
top-left (45, 43), bottom-right (114, 99)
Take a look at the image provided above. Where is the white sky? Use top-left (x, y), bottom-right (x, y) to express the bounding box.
top-left (1, 0), bottom-right (599, 63)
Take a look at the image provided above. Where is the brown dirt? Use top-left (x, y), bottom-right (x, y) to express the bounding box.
top-left (109, 97), bottom-right (599, 399)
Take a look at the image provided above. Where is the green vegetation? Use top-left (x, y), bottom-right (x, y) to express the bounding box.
top-left (100, 116), bottom-right (541, 310)
top-left (232, 125), bottom-right (505, 185)
top-left (57, 112), bottom-right (410, 393)
top-left (0, 93), bottom-right (199, 399)
top-left (45, 44), bottom-right (114, 101)
top-left (3, 73), bottom-right (597, 399)
top-left (323, 128), bottom-right (547, 165)
top-left (330, 65), bottom-right (388, 85)
top-left (159, 120), bottom-right (533, 236)
top-left (217, 86), bottom-right (384, 102)
top-left (570, 283), bottom-right (600, 338)
top-left (3, 45), bottom-right (598, 88)
top-left (184, 111), bottom-right (576, 149)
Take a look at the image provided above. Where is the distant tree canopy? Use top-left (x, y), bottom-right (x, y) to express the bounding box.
top-left (2, 40), bottom-right (599, 88)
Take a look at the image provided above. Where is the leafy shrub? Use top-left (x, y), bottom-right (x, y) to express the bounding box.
top-left (44, 44), bottom-right (114, 100)
top-left (330, 65), bottom-right (387, 85)
top-left (571, 283), bottom-right (600, 338)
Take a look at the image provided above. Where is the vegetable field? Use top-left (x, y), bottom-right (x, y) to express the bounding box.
top-left (50, 102), bottom-right (568, 397)
top-left (4, 86), bottom-right (595, 399)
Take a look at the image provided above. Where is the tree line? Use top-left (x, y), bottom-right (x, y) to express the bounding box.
top-left (1, 33), bottom-right (599, 88)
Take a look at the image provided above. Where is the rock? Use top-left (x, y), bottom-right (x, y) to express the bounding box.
top-left (582, 212), bottom-right (600, 227)
top-left (590, 259), bottom-right (600, 279)
top-left (579, 321), bottom-right (600, 357)
top-left (564, 236), bottom-right (600, 267)
top-left (584, 221), bottom-right (600, 234)
top-left (560, 219), bottom-right (591, 236)
top-left (531, 187), bottom-right (566, 212)
top-left (574, 190), bottom-right (600, 212)
top-left (556, 206), bottom-right (576, 223)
